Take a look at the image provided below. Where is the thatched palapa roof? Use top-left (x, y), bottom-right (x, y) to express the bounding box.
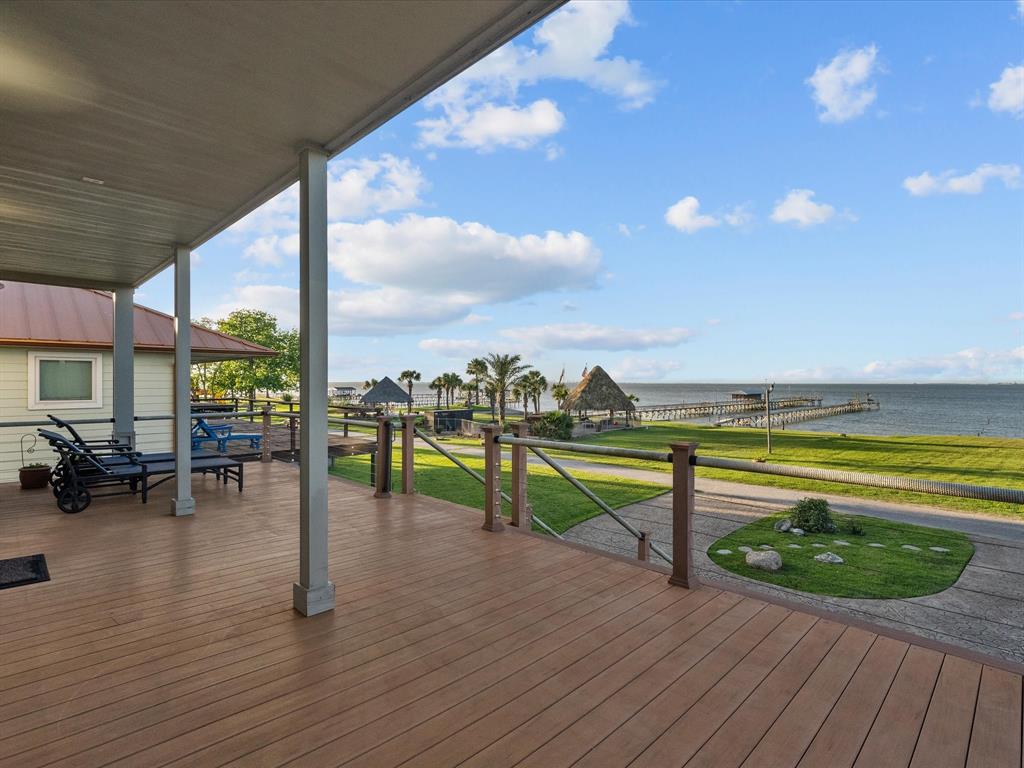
top-left (360, 376), bottom-right (413, 405)
top-left (561, 366), bottom-right (635, 413)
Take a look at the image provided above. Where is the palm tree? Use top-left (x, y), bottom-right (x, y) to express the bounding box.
top-left (398, 369), bottom-right (421, 414)
top-left (522, 370), bottom-right (548, 414)
top-left (511, 381), bottom-right (528, 418)
top-left (441, 372), bottom-right (463, 407)
top-left (466, 357), bottom-right (488, 405)
top-left (429, 376), bottom-right (444, 408)
top-left (483, 353), bottom-right (531, 425)
top-left (484, 381), bottom-right (498, 422)
top-left (551, 382), bottom-right (569, 410)
top-left (362, 378), bottom-right (378, 391)
top-left (460, 381), bottom-right (475, 406)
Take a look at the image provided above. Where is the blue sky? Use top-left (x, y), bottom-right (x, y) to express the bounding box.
top-left (140, 0), bottom-right (1024, 383)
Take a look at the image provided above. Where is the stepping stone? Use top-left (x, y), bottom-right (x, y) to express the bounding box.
top-left (786, 543), bottom-right (802, 549)
top-left (759, 544), bottom-right (774, 550)
top-left (715, 549), bottom-right (733, 555)
top-left (746, 550), bottom-right (782, 572)
top-left (833, 540), bottom-right (851, 546)
top-left (811, 543), bottom-right (826, 548)
top-left (814, 551), bottom-right (844, 564)
top-left (929, 546), bottom-right (950, 553)
top-left (738, 546), bottom-right (753, 553)
top-left (901, 544), bottom-right (921, 551)
top-left (774, 519), bottom-right (791, 532)
top-left (867, 543), bottom-right (885, 548)
top-left (790, 528), bottom-right (805, 536)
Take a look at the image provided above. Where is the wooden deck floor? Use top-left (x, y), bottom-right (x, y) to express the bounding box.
top-left (0, 462), bottom-right (1020, 768)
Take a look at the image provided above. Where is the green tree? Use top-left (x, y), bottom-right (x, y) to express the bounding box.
top-left (203, 310), bottom-right (297, 400)
top-left (441, 372), bottom-right (463, 408)
top-left (466, 357), bottom-right (488, 405)
top-left (362, 378), bottom-right (378, 391)
top-left (429, 376), bottom-right (444, 408)
top-left (483, 353), bottom-right (531, 425)
top-left (398, 369), bottom-right (421, 413)
top-left (551, 382), bottom-right (569, 410)
top-left (522, 370), bottom-right (548, 414)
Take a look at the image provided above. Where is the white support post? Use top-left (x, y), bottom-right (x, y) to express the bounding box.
top-left (112, 287), bottom-right (136, 447)
top-left (170, 245), bottom-right (194, 517)
top-left (293, 146), bottom-right (335, 617)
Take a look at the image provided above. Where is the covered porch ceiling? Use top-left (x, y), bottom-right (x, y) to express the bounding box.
top-left (0, 0), bottom-right (561, 290)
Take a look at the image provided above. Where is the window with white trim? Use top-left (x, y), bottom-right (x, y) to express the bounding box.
top-left (28, 352), bottom-right (103, 409)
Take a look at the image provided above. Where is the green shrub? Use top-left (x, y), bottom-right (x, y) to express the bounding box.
top-left (789, 497), bottom-right (836, 533)
top-left (533, 411), bottom-right (574, 441)
top-left (846, 519), bottom-right (865, 536)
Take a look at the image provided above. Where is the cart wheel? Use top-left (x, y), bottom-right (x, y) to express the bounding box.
top-left (57, 485), bottom-right (91, 514)
top-left (52, 479), bottom-right (66, 498)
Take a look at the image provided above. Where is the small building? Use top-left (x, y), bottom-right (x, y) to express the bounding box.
top-left (330, 385), bottom-right (357, 399)
top-left (426, 408), bottom-right (474, 434)
top-left (359, 376), bottom-right (413, 410)
top-left (561, 365), bottom-right (636, 433)
top-left (730, 389), bottom-right (764, 401)
top-left (0, 281), bottom-right (276, 482)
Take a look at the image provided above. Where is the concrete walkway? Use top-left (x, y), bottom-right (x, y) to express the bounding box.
top-left (564, 491), bottom-right (1024, 665)
top-left (432, 439), bottom-right (1024, 663)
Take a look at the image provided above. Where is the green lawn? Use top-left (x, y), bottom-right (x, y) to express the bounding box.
top-left (708, 511), bottom-right (974, 598)
top-left (328, 447), bottom-right (665, 534)
top-left (434, 423), bottom-right (1023, 518)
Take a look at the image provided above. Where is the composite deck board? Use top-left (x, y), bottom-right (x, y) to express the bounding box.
top-left (0, 462), bottom-right (1020, 767)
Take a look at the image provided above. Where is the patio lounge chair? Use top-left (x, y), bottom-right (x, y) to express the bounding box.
top-left (191, 417), bottom-right (262, 453)
top-left (40, 429), bottom-right (244, 513)
top-left (46, 415), bottom-right (207, 467)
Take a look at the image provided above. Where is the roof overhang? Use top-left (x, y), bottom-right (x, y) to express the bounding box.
top-left (0, 0), bottom-right (563, 289)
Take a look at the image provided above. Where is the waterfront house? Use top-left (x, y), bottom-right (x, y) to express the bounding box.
top-left (0, 280), bottom-right (275, 482)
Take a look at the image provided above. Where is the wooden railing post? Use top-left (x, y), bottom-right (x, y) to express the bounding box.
top-left (510, 421), bottom-right (530, 530)
top-left (669, 442), bottom-right (698, 588)
top-left (480, 424), bottom-right (504, 532)
top-left (374, 415), bottom-right (392, 499)
top-left (261, 404), bottom-right (272, 463)
top-left (637, 531), bottom-right (650, 562)
top-left (400, 414), bottom-right (417, 494)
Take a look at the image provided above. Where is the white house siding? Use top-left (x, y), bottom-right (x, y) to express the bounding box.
top-left (0, 347), bottom-right (174, 483)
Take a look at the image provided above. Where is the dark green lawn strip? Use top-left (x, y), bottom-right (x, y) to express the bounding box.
top-left (328, 447), bottom-right (665, 534)
top-left (708, 512), bottom-right (974, 599)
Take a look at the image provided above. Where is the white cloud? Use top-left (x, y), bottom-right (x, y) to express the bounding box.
top-left (903, 163), bottom-right (1021, 196)
top-left (499, 322), bottom-right (693, 351)
top-left (462, 313), bottom-right (492, 325)
top-left (242, 234), bottom-right (299, 266)
top-left (1018, 0), bottom-right (1024, 18)
top-left (227, 154), bottom-right (426, 235)
top-left (665, 196), bottom-right (720, 234)
top-left (862, 347), bottom-right (1023, 380)
top-left (770, 189), bottom-right (837, 227)
top-left (806, 45), bottom-right (880, 123)
top-left (988, 64), bottom-right (1024, 117)
top-left (545, 143), bottom-right (565, 161)
top-left (417, 0), bottom-right (657, 151)
top-left (608, 357), bottom-right (682, 381)
top-left (617, 223), bottom-right (632, 236)
top-left (723, 204), bottom-right (754, 227)
top-left (418, 338), bottom-right (489, 358)
top-left (1008, 311), bottom-right (1024, 321)
top-left (328, 214), bottom-right (601, 305)
top-left (706, 318), bottom-right (721, 327)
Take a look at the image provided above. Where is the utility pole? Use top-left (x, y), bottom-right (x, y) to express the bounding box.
top-left (765, 382), bottom-right (774, 454)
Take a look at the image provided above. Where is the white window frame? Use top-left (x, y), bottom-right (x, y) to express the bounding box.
top-left (27, 352), bottom-right (104, 410)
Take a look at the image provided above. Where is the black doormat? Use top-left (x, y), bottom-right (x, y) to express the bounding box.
top-left (0, 554), bottom-right (50, 590)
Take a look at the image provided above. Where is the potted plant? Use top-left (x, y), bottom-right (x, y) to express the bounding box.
top-left (19, 463), bottom-right (51, 490)
top-left (19, 434), bottom-right (51, 490)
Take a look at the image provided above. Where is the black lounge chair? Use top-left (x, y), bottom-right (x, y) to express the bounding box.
top-left (40, 429), bottom-right (244, 513)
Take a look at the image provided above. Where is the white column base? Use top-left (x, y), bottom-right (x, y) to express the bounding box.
top-left (113, 430), bottom-right (137, 448)
top-left (170, 497), bottom-right (195, 517)
top-left (293, 581), bottom-right (336, 616)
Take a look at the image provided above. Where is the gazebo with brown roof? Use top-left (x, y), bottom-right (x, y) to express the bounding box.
top-left (561, 365), bottom-right (636, 421)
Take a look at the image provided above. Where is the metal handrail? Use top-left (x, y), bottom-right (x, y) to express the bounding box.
top-left (497, 435), bottom-right (670, 462)
top-left (0, 410), bottom-right (266, 429)
top-left (415, 427), bottom-right (563, 539)
top-left (528, 445), bottom-right (671, 562)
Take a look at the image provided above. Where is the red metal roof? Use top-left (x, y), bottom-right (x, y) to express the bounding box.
top-left (0, 281), bottom-right (276, 360)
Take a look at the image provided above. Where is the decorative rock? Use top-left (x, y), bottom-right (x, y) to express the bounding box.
top-left (811, 543), bottom-right (826, 548)
top-left (814, 551), bottom-right (844, 564)
top-left (786, 543), bottom-right (802, 549)
top-left (833, 540), bottom-right (851, 546)
top-left (715, 549), bottom-right (733, 555)
top-left (774, 519), bottom-right (792, 533)
top-left (738, 546), bottom-right (753, 553)
top-left (901, 544), bottom-right (921, 551)
top-left (745, 550), bottom-right (783, 572)
top-left (790, 528), bottom-right (805, 536)
top-left (929, 546), bottom-right (950, 553)
top-left (868, 543), bottom-right (885, 548)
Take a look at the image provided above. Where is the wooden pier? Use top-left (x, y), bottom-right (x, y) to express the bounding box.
top-left (599, 395), bottom-right (822, 423)
top-left (717, 398), bottom-right (880, 428)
